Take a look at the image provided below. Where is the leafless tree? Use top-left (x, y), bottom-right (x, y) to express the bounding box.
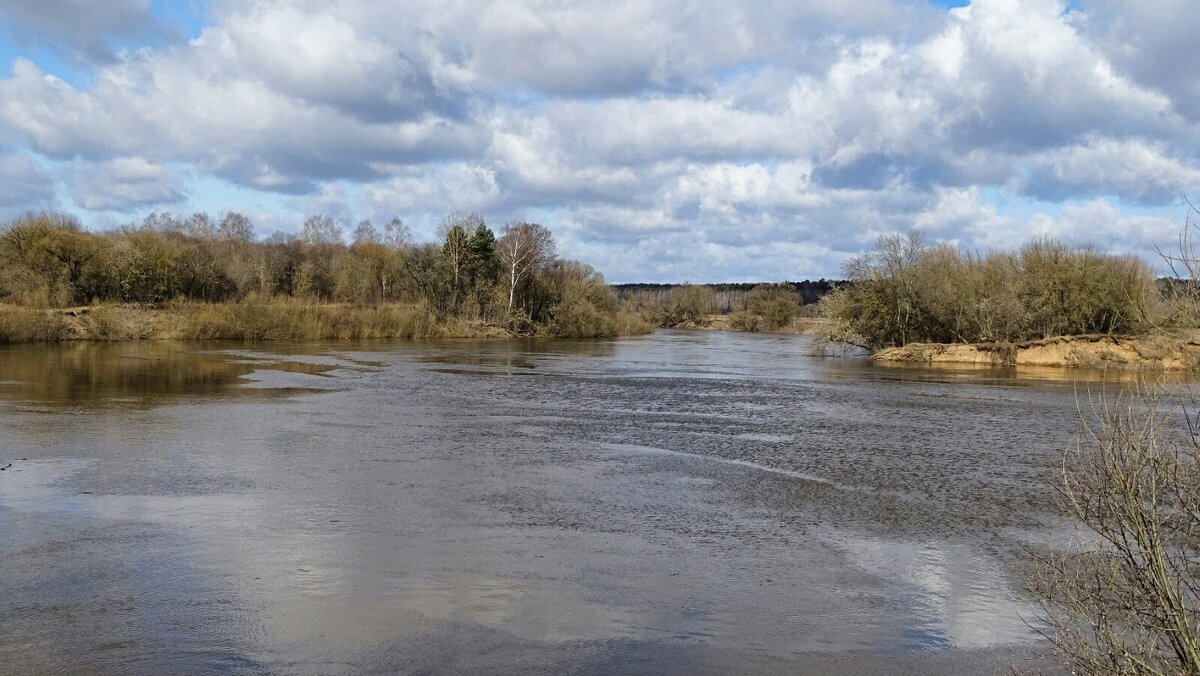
top-left (1030, 220), bottom-right (1200, 674)
top-left (1031, 388), bottom-right (1200, 675)
top-left (495, 221), bottom-right (555, 312)
top-left (217, 211), bottom-right (254, 241)
top-left (302, 214), bottom-right (342, 245)
top-left (383, 217), bottom-right (410, 249)
top-left (353, 219), bottom-right (379, 245)
top-left (142, 211), bottom-right (179, 232)
top-left (184, 212), bottom-right (217, 239)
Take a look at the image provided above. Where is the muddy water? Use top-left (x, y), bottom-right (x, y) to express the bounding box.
top-left (0, 331), bottom-right (1127, 674)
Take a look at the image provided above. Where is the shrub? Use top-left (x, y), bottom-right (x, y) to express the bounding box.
top-left (822, 233), bottom-right (1158, 349)
top-left (1031, 390), bottom-right (1200, 674)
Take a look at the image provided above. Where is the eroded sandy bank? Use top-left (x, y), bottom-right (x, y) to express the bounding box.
top-left (872, 333), bottom-right (1200, 371)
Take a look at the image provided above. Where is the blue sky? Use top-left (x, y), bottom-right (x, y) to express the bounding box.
top-left (0, 0), bottom-right (1195, 281)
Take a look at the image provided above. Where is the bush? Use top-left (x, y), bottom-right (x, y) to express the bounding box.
top-left (1031, 390), bottom-right (1200, 674)
top-left (738, 284), bottom-right (800, 331)
top-left (821, 233), bottom-right (1158, 349)
top-left (0, 306), bottom-right (72, 343)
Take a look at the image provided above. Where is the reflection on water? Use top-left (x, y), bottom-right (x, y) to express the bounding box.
top-left (820, 527), bottom-right (1041, 650)
top-left (0, 342), bottom-right (353, 408)
top-left (867, 356), bottom-right (1193, 385)
top-left (0, 331), bottom-right (1108, 673)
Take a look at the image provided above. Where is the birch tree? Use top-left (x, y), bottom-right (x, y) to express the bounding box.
top-left (496, 222), bottom-right (555, 313)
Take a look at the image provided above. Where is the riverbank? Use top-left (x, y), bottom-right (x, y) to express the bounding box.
top-left (871, 333), bottom-right (1200, 371)
top-left (0, 302), bottom-right (652, 343)
top-left (672, 314), bottom-right (821, 335)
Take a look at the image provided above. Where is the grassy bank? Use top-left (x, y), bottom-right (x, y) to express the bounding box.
top-left (0, 211), bottom-right (656, 343)
top-left (0, 301), bottom-right (653, 344)
top-left (672, 314), bottom-right (821, 335)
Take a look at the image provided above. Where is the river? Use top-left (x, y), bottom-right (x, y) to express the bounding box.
top-left (0, 330), bottom-right (1119, 674)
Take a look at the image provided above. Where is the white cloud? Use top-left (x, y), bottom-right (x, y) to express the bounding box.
top-left (0, 153), bottom-right (57, 216)
top-left (0, 0), bottom-right (1195, 280)
top-left (70, 157), bottom-right (184, 211)
top-left (1022, 138), bottom-right (1200, 204)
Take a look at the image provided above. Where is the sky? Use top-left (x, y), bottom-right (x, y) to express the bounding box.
top-left (0, 0), bottom-right (1196, 282)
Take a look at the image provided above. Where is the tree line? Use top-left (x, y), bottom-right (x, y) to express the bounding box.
top-left (0, 210), bottom-right (648, 338)
top-left (615, 281), bottom-right (841, 331)
top-left (819, 233), bottom-right (1166, 350)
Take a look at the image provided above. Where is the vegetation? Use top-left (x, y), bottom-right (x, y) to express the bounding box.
top-left (619, 282), bottom-right (818, 331)
top-left (820, 233), bottom-right (1160, 350)
top-left (1032, 389), bottom-right (1200, 675)
top-left (729, 284), bottom-right (802, 332)
top-left (0, 210), bottom-right (650, 342)
top-left (1026, 220), bottom-right (1200, 674)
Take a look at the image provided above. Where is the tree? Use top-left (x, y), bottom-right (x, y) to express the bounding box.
top-left (744, 284), bottom-right (801, 330)
top-left (1029, 218), bottom-right (1200, 674)
top-left (496, 222), bottom-right (556, 313)
top-left (0, 212), bottom-right (94, 305)
top-left (302, 214), bottom-right (343, 245)
top-left (669, 285), bottom-right (715, 326)
top-left (184, 212), bottom-right (217, 239)
top-left (467, 223), bottom-right (498, 316)
top-left (218, 212), bottom-right (254, 241)
top-left (439, 215), bottom-right (475, 306)
top-left (41, 226), bottom-right (101, 304)
top-left (1032, 391), bottom-right (1200, 674)
top-left (142, 211), bottom-right (180, 232)
top-left (383, 217), bottom-right (410, 248)
top-left (468, 223), bottom-right (497, 280)
top-left (353, 219), bottom-right (379, 245)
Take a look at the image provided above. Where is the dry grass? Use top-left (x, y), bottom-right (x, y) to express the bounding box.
top-left (0, 305), bottom-right (73, 343)
top-left (0, 298), bottom-right (652, 343)
top-left (175, 300), bottom-right (441, 341)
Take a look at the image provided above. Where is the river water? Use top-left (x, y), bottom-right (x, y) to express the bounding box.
top-left (0, 330), bottom-right (1125, 674)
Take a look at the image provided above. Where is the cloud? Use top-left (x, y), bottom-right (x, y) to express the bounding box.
top-left (0, 0), bottom-right (1195, 280)
top-left (1083, 0), bottom-right (1200, 121)
top-left (0, 153), bottom-right (57, 216)
top-left (1021, 138), bottom-right (1200, 204)
top-left (70, 157), bottom-right (185, 211)
top-left (0, 0), bottom-right (159, 60)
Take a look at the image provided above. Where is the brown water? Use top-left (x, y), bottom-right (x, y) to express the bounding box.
top-left (0, 331), bottom-right (1135, 674)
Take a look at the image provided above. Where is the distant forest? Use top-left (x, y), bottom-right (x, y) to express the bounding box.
top-left (612, 280), bottom-right (846, 314)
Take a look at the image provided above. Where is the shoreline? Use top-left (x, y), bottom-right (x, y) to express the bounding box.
top-left (0, 302), bottom-right (652, 343)
top-left (870, 333), bottom-right (1200, 371)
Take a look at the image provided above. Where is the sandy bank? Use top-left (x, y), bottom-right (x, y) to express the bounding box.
top-left (872, 333), bottom-right (1200, 371)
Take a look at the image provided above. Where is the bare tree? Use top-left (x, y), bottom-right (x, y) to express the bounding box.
top-left (302, 214), bottom-right (343, 245)
top-left (1030, 219), bottom-right (1200, 674)
top-left (142, 211), bottom-right (179, 232)
top-left (218, 211), bottom-right (254, 241)
top-left (383, 217), bottom-right (410, 249)
top-left (353, 219), bottom-right (379, 245)
top-left (495, 221), bottom-right (555, 312)
top-left (184, 212), bottom-right (216, 239)
top-left (1031, 389), bottom-right (1200, 674)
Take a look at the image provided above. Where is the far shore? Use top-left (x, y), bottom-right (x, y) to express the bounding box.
top-left (869, 333), bottom-right (1200, 372)
top-left (670, 316), bottom-right (1200, 372)
top-left (0, 301), bottom-right (651, 344)
top-left (10, 303), bottom-right (1197, 374)
top-left (672, 314), bottom-right (821, 335)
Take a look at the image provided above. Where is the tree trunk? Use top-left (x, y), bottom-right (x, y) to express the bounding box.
top-left (508, 263), bottom-right (517, 312)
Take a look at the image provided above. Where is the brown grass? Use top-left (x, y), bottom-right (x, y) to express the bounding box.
top-left (0, 298), bottom-right (652, 343)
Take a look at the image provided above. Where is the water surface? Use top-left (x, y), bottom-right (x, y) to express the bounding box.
top-left (0, 331), bottom-right (1126, 674)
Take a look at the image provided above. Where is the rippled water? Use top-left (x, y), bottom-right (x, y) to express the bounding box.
top-left (0, 331), bottom-right (1133, 674)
